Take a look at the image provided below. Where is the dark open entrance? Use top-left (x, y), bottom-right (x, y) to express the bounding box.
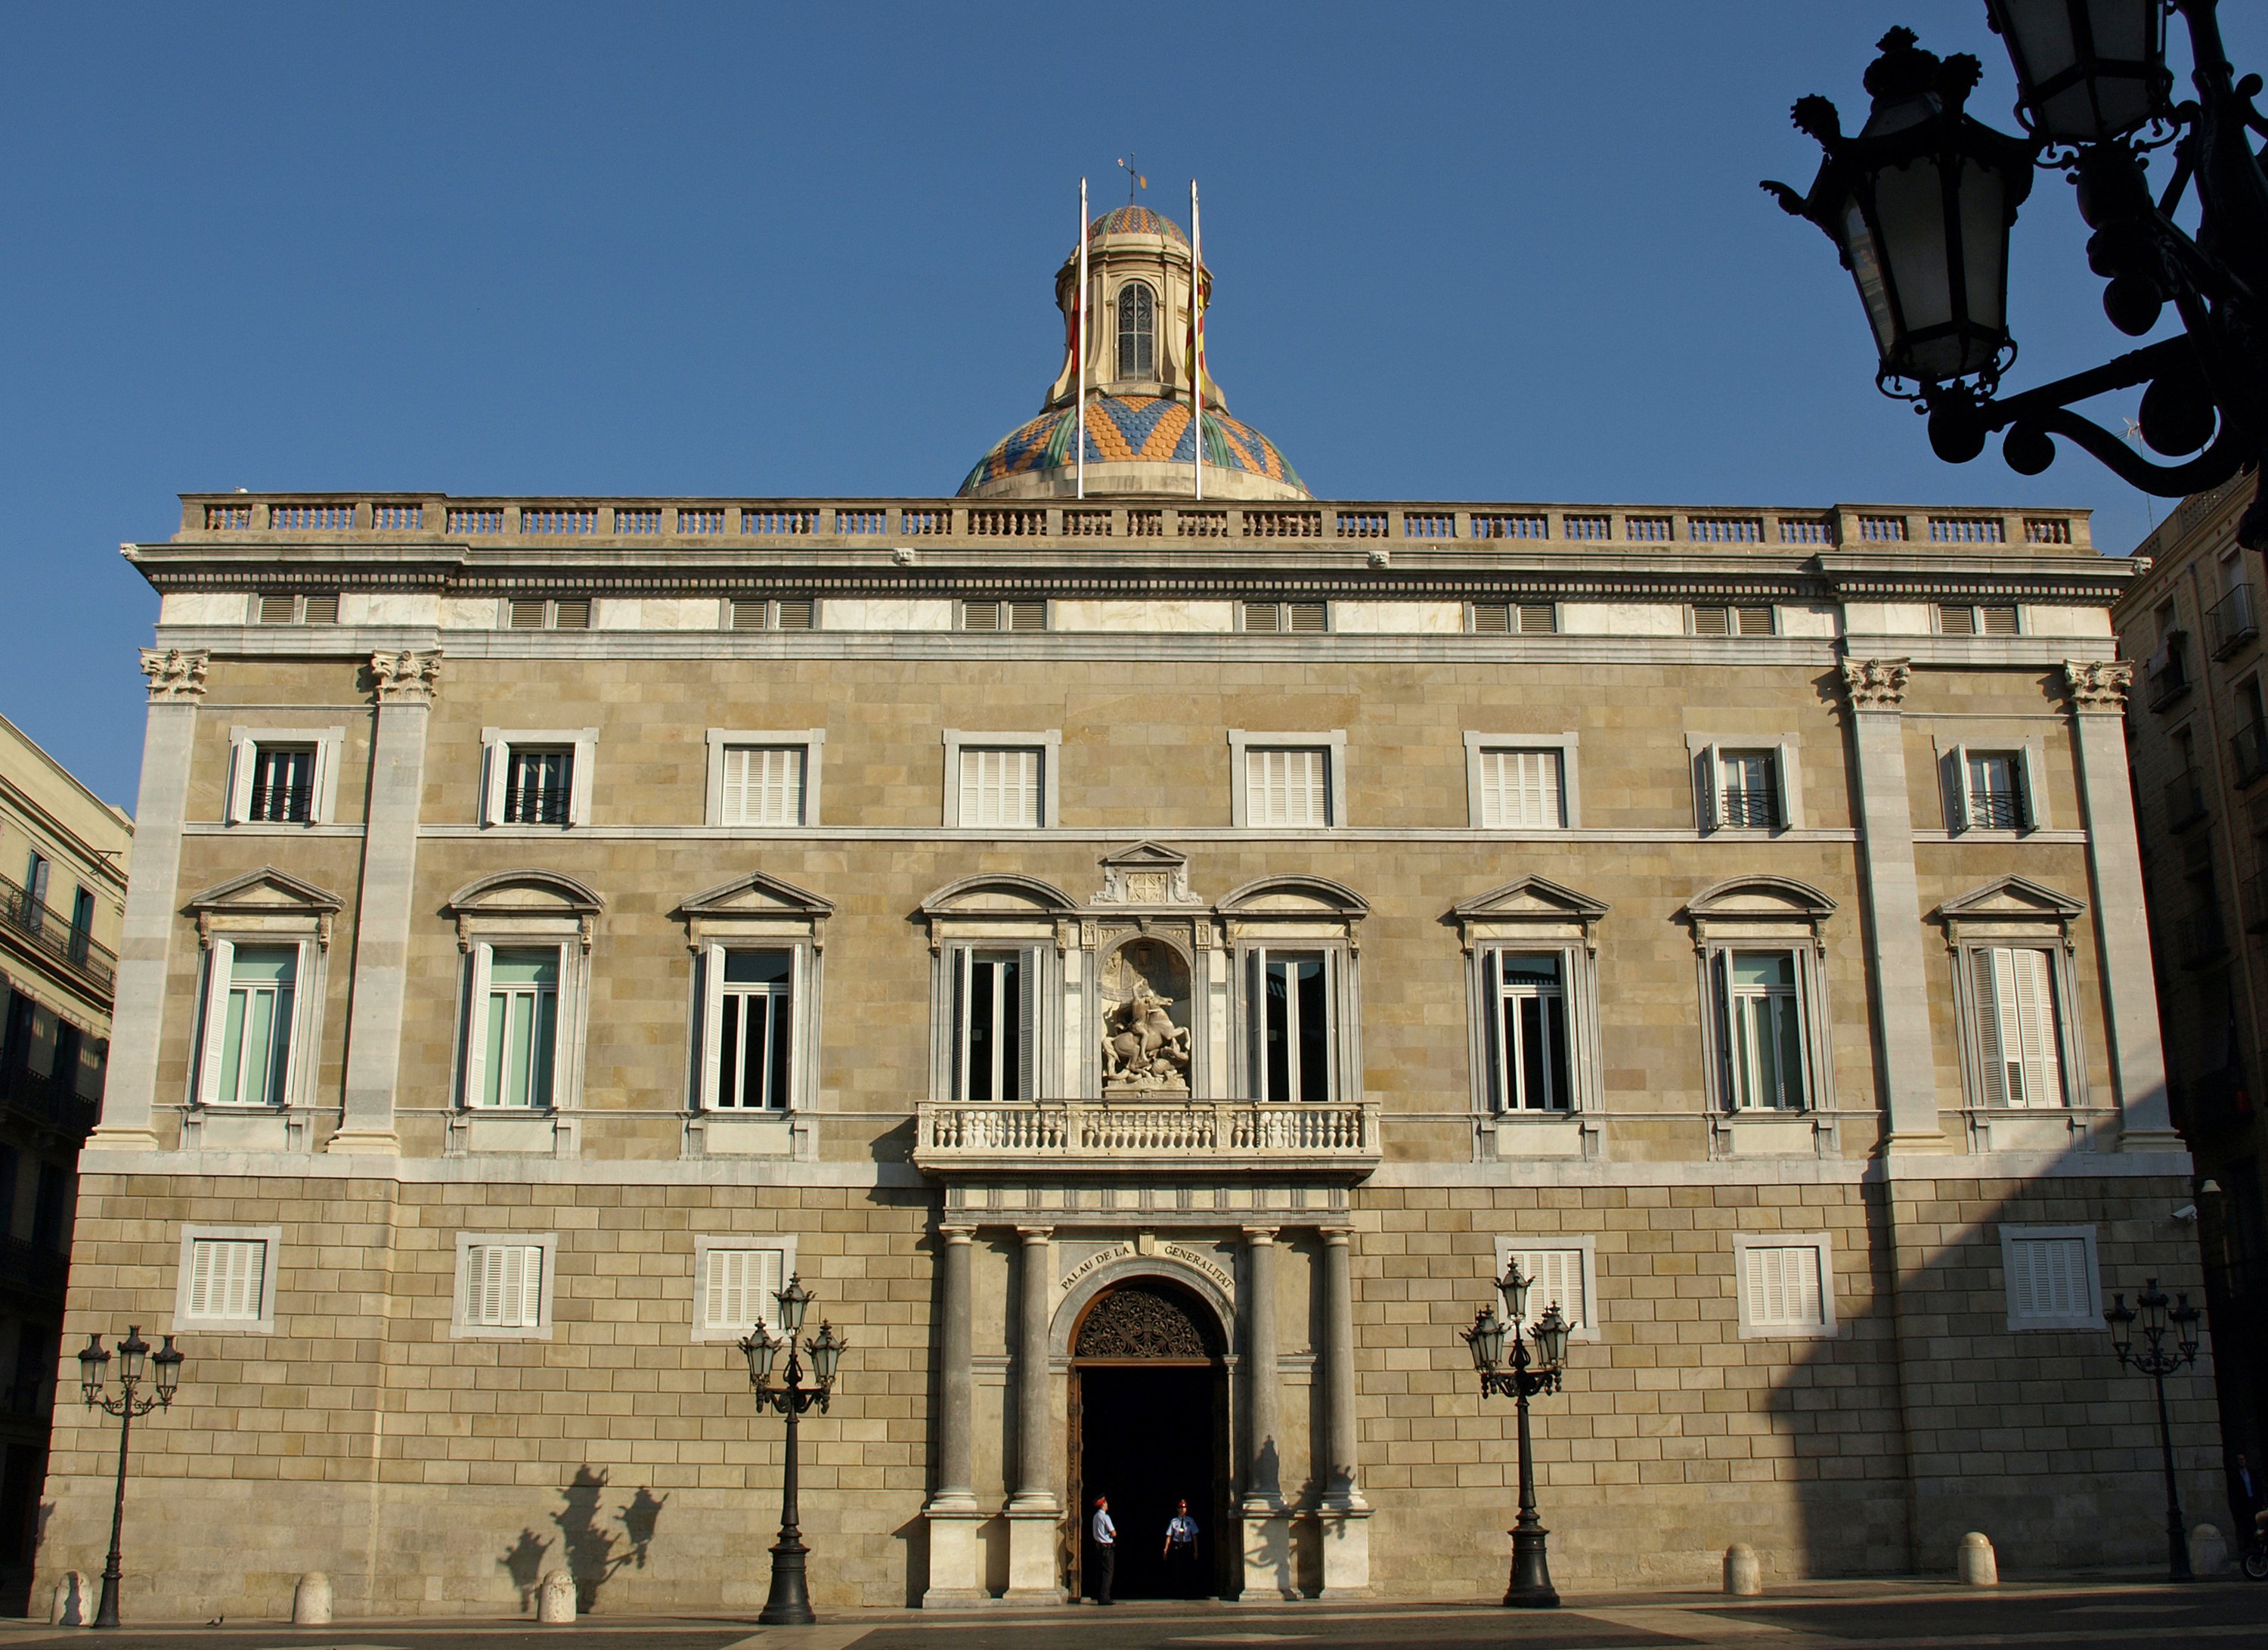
top-left (1067, 1280), bottom-right (1228, 1601)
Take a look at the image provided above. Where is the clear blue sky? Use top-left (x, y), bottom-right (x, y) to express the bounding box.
top-left (6, 2), bottom-right (2262, 807)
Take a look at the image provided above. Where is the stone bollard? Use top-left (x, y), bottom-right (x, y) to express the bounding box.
top-left (1722, 1543), bottom-right (1763, 1596)
top-left (2189, 1523), bottom-right (2229, 1577)
top-left (49, 1572), bottom-right (90, 1627)
top-left (293, 1571), bottom-right (333, 1626)
top-left (537, 1570), bottom-right (577, 1624)
top-left (1957, 1531), bottom-right (1999, 1586)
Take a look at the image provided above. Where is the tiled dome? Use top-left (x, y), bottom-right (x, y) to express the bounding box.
top-left (1087, 205), bottom-right (1187, 243)
top-left (959, 394), bottom-right (1307, 496)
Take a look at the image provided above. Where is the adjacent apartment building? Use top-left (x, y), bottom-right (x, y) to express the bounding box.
top-left (0, 712), bottom-right (127, 1611)
top-left (2112, 473), bottom-right (2268, 1491)
top-left (41, 204), bottom-right (2217, 1618)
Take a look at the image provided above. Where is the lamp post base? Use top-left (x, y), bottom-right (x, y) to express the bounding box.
top-left (1504, 1523), bottom-right (1558, 1608)
top-left (757, 1533), bottom-right (815, 1627)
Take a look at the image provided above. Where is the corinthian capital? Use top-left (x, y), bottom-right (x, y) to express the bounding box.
top-left (2062, 659), bottom-right (2134, 712)
top-left (369, 650), bottom-right (443, 705)
top-left (139, 647), bottom-right (209, 702)
top-left (1839, 656), bottom-right (1910, 711)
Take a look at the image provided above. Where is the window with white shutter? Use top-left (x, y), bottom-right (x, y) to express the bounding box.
top-left (1736, 1235), bottom-right (1836, 1337)
top-left (458, 1241), bottom-right (549, 1332)
top-left (174, 1227), bottom-right (282, 1332)
top-left (1970, 946), bottom-right (2065, 1108)
top-left (2000, 1225), bottom-right (2100, 1329)
top-left (959, 748), bottom-right (1043, 829)
top-left (1476, 749), bottom-right (1565, 829)
top-left (700, 1245), bottom-right (787, 1337)
top-left (719, 746), bottom-right (806, 826)
top-left (1510, 1247), bottom-right (1589, 1332)
top-left (1246, 748), bottom-right (1331, 827)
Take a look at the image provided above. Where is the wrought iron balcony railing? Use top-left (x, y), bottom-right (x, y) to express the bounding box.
top-left (2236, 721), bottom-right (2268, 789)
top-left (0, 1236), bottom-right (68, 1301)
top-left (1718, 787), bottom-right (1781, 830)
top-left (913, 1098), bottom-right (1380, 1174)
top-left (2165, 769), bottom-right (2209, 831)
top-left (2246, 870), bottom-right (2268, 935)
top-left (2147, 637), bottom-right (2192, 712)
top-left (0, 1062), bottom-right (100, 1140)
top-left (2210, 584), bottom-right (2261, 659)
top-left (2179, 907), bottom-right (2229, 970)
top-left (0, 872), bottom-right (115, 994)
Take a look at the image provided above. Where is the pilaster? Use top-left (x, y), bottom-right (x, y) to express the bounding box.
top-left (88, 650), bottom-right (207, 1152)
top-left (1839, 658), bottom-right (1947, 1149)
top-left (331, 650), bottom-right (442, 1153)
top-left (922, 1224), bottom-right (985, 1607)
top-left (1238, 1225), bottom-right (1294, 1601)
top-left (2064, 661), bottom-right (2177, 1144)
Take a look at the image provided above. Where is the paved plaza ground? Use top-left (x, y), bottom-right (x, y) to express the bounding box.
top-left (0, 1579), bottom-right (2262, 1650)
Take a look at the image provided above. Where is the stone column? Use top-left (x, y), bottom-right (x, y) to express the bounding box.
top-left (330, 650), bottom-right (442, 1153)
top-left (1005, 1225), bottom-right (1064, 1601)
top-left (88, 650), bottom-right (208, 1152)
top-left (1839, 659), bottom-right (1945, 1147)
top-left (1316, 1227), bottom-right (1371, 1596)
top-left (922, 1224), bottom-right (984, 1607)
top-left (1239, 1226), bottom-right (1294, 1601)
top-left (2065, 661), bottom-right (2178, 1143)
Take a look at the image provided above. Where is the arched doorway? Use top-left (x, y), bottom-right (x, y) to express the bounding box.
top-left (1067, 1279), bottom-right (1229, 1601)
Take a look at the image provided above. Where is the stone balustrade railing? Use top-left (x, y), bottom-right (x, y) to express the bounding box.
top-left (913, 1098), bottom-right (1380, 1167)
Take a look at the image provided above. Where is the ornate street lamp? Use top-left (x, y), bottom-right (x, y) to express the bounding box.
top-left (735, 1275), bottom-right (847, 1627)
top-left (1765, 5), bottom-right (2268, 549)
top-left (1460, 1258), bottom-right (1574, 1608)
top-left (76, 1326), bottom-right (184, 1630)
top-left (2104, 1276), bottom-right (2203, 1581)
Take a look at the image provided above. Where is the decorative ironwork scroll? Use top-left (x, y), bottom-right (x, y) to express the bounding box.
top-left (1074, 1285), bottom-right (1212, 1359)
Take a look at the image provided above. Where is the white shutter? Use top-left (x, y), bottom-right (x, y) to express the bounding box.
top-left (1695, 746), bottom-right (1720, 830)
top-left (1709, 950), bottom-right (1734, 1106)
top-left (187, 1238), bottom-right (219, 1317)
top-left (951, 947), bottom-right (970, 1103)
top-left (1516, 1248), bottom-right (1587, 1331)
top-left (1744, 1245), bottom-right (1824, 1329)
top-left (1774, 740), bottom-right (1803, 830)
top-left (466, 1243), bottom-right (544, 1329)
top-left (788, 944), bottom-right (809, 1112)
top-left (567, 740), bottom-right (593, 827)
top-left (516, 1245), bottom-right (543, 1327)
top-left (481, 737), bottom-right (507, 826)
top-left (462, 944), bottom-right (494, 1107)
top-left (2011, 948), bottom-right (2061, 1107)
top-left (1971, 949), bottom-right (2008, 1106)
top-left (195, 938), bottom-right (236, 1108)
top-left (227, 737), bottom-right (256, 823)
top-left (699, 944), bottom-right (726, 1110)
top-left (1485, 951), bottom-right (1507, 1112)
top-left (705, 1247), bottom-right (786, 1333)
top-left (2009, 1235), bottom-right (2089, 1323)
top-left (1247, 948), bottom-right (1268, 1099)
top-left (721, 748), bottom-right (751, 824)
top-left (1017, 947), bottom-right (1041, 1103)
top-left (1942, 746), bottom-right (1969, 833)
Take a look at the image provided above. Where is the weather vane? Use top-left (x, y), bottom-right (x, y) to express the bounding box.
top-left (1117, 155), bottom-right (1146, 203)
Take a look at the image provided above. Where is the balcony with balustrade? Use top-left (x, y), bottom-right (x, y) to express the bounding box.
top-left (912, 1096), bottom-right (1381, 1181)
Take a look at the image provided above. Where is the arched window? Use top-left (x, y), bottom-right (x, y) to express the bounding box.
top-left (1116, 283), bottom-right (1155, 379)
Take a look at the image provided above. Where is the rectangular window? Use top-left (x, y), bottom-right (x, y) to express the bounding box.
top-left (22, 854), bottom-right (48, 934)
top-left (715, 951), bottom-right (792, 1110)
top-left (1971, 946), bottom-right (2065, 1107)
top-left (1718, 750), bottom-right (1781, 829)
top-left (1506, 1246), bottom-right (1589, 1331)
top-left (214, 946), bottom-right (296, 1108)
top-left (1742, 1243), bottom-right (1826, 1329)
top-left (1489, 953), bottom-right (1569, 1112)
top-left (248, 746), bottom-right (315, 823)
top-left (460, 1242), bottom-right (546, 1330)
top-left (1253, 950), bottom-right (1331, 1103)
top-left (503, 748), bottom-right (573, 825)
top-left (2001, 1225), bottom-right (2100, 1329)
top-left (481, 949), bottom-right (559, 1109)
top-left (959, 748), bottom-right (1043, 828)
top-left (1720, 951), bottom-right (1805, 1110)
top-left (702, 1245), bottom-right (786, 1337)
top-left (955, 949), bottom-right (1033, 1104)
top-left (1965, 751), bottom-right (2029, 830)
top-left (718, 746), bottom-right (806, 826)
top-left (1245, 748), bottom-right (1331, 827)
top-left (1476, 749), bottom-right (1565, 829)
top-left (185, 1237), bottom-right (268, 1321)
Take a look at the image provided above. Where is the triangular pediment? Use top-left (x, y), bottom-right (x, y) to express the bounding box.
top-left (1685, 876), bottom-right (1836, 920)
top-left (445, 869), bottom-right (604, 917)
top-left (1448, 876), bottom-right (1609, 924)
top-left (1938, 874), bottom-right (2086, 923)
top-left (187, 866), bottom-right (342, 916)
top-left (920, 873), bottom-right (1077, 917)
top-left (1098, 841), bottom-right (1186, 871)
top-left (679, 870), bottom-right (833, 920)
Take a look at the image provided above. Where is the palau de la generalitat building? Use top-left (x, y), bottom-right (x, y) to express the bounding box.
top-left (42, 201), bottom-right (2222, 1617)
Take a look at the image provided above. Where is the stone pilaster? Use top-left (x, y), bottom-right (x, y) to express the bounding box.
top-left (922, 1224), bottom-right (984, 1607)
top-left (2064, 661), bottom-right (2178, 1144)
top-left (330, 650), bottom-right (442, 1153)
top-left (1316, 1227), bottom-right (1371, 1596)
top-left (1239, 1225), bottom-right (1294, 1601)
top-left (88, 650), bottom-right (208, 1152)
top-left (1839, 657), bottom-right (1946, 1149)
top-left (1005, 1225), bottom-right (1064, 1601)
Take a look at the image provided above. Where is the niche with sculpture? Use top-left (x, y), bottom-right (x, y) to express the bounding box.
top-left (1098, 938), bottom-right (1194, 1096)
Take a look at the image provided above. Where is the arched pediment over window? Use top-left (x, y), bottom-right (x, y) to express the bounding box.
top-left (1684, 876), bottom-right (1836, 925)
top-left (1216, 875), bottom-right (1370, 920)
top-left (445, 869), bottom-right (605, 918)
top-left (918, 874), bottom-right (1078, 920)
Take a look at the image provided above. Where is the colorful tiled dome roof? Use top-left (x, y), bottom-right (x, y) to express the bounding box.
top-left (959, 394), bottom-right (1306, 496)
top-left (1088, 205), bottom-right (1187, 243)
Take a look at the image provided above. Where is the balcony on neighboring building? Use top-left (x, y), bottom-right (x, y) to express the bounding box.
top-left (2147, 633), bottom-right (2192, 711)
top-left (0, 1239), bottom-right (67, 1304)
top-left (2166, 768), bottom-right (2210, 830)
top-left (912, 1097), bottom-right (1382, 1180)
top-left (2211, 583), bottom-right (2262, 659)
top-left (0, 1062), bottom-right (98, 1143)
top-left (0, 873), bottom-right (114, 997)
top-left (2246, 870), bottom-right (2268, 934)
top-left (2179, 905), bottom-right (2229, 969)
top-left (2235, 720), bottom-right (2268, 788)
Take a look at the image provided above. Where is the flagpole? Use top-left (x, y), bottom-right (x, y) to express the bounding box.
top-left (1191, 178), bottom-right (1203, 501)
top-left (1077, 176), bottom-right (1088, 501)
